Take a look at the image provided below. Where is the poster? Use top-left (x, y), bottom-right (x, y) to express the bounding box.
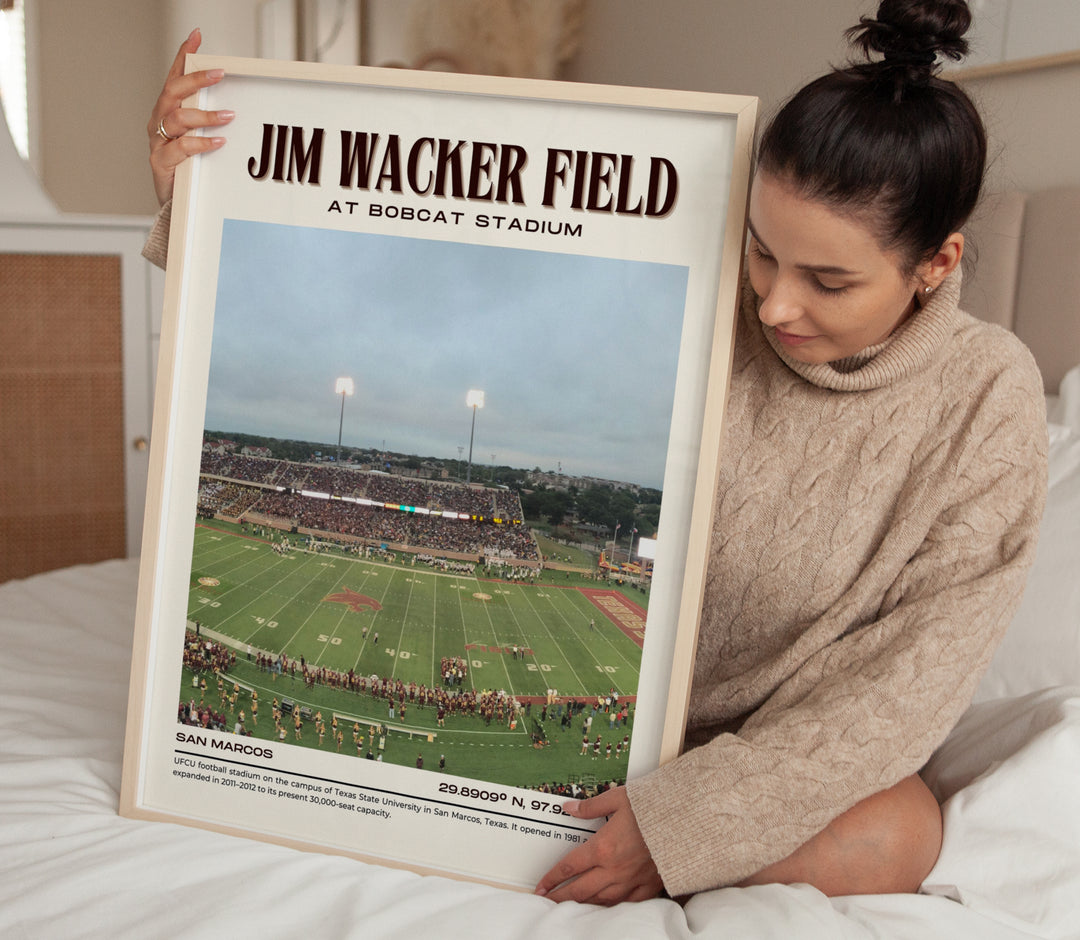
top-left (121, 55), bottom-right (756, 890)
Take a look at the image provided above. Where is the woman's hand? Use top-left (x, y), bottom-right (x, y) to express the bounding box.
top-left (534, 786), bottom-right (663, 905)
top-left (147, 28), bottom-right (234, 206)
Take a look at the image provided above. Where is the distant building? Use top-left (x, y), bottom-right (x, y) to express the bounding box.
top-left (578, 476), bottom-right (641, 495)
top-left (202, 438), bottom-right (236, 456)
top-left (525, 470), bottom-right (641, 495)
top-left (525, 470), bottom-right (571, 491)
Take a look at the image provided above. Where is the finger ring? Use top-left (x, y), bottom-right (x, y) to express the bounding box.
top-left (157, 117), bottom-right (181, 141)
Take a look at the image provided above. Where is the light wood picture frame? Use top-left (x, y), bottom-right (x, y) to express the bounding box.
top-left (120, 54), bottom-right (756, 890)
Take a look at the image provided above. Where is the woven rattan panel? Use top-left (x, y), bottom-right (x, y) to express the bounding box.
top-left (0, 253), bottom-right (125, 582)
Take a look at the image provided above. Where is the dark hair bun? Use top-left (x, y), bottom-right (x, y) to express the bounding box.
top-left (847, 0), bottom-right (972, 77)
top-left (757, 0), bottom-right (986, 271)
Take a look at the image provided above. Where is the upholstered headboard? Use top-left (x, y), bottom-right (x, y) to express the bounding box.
top-left (961, 187), bottom-right (1080, 394)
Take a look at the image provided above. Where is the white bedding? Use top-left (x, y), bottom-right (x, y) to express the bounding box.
top-left (5, 366), bottom-right (1080, 939)
top-left (1, 558), bottom-right (1077, 939)
top-left (975, 365), bottom-right (1080, 704)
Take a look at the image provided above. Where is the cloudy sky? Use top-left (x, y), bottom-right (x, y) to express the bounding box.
top-left (205, 220), bottom-right (688, 489)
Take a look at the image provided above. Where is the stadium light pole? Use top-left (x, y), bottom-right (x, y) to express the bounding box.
top-left (465, 389), bottom-right (485, 484)
top-left (335, 377), bottom-right (354, 463)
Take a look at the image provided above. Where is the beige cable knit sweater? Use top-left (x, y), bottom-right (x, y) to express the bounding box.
top-left (142, 200), bottom-right (171, 270)
top-left (626, 268), bottom-right (1047, 896)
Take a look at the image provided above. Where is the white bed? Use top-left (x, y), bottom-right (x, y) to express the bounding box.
top-left (2, 361), bottom-right (1078, 939)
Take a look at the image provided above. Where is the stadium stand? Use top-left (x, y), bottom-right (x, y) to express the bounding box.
top-left (197, 453), bottom-right (538, 560)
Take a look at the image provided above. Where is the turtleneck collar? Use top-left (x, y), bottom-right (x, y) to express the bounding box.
top-left (751, 267), bottom-right (964, 391)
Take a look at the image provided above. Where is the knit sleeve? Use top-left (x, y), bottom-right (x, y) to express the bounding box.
top-left (625, 358), bottom-right (1048, 896)
top-left (141, 199), bottom-right (172, 271)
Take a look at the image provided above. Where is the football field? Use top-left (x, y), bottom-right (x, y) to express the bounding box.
top-left (182, 522), bottom-right (646, 787)
top-left (188, 522), bottom-right (644, 700)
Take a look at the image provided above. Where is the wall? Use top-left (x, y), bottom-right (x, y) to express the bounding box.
top-left (26, 0), bottom-right (1080, 215)
top-left (960, 60), bottom-right (1080, 193)
top-left (31, 0), bottom-right (365, 217)
top-left (161, 0), bottom-right (267, 61)
top-left (563, 0), bottom-right (854, 113)
top-left (966, 0), bottom-right (1080, 69)
top-left (32, 0), bottom-right (295, 218)
top-left (565, 0), bottom-right (1080, 196)
top-left (35, 0), bottom-right (164, 216)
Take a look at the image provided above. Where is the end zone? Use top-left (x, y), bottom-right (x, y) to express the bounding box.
top-left (578, 589), bottom-right (647, 647)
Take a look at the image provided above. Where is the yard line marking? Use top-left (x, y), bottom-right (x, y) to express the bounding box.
top-left (513, 585), bottom-right (592, 692)
top-left (348, 561), bottom-right (398, 674)
top-left (310, 576), bottom-right (361, 669)
top-left (476, 584), bottom-right (517, 695)
top-left (232, 552), bottom-right (337, 638)
top-left (430, 577), bottom-right (441, 690)
top-left (451, 575), bottom-right (475, 690)
top-left (268, 556), bottom-right (355, 655)
top-left (191, 528), bottom-right (642, 706)
top-left (191, 525), bottom-right (290, 579)
top-left (388, 567), bottom-right (419, 680)
top-left (558, 588), bottom-right (643, 677)
top-left (431, 576), bottom-right (470, 691)
top-left (259, 552), bottom-right (382, 660)
top-left (187, 540), bottom-right (307, 621)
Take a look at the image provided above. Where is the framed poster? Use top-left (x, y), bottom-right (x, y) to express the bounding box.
top-left (120, 54), bottom-right (756, 890)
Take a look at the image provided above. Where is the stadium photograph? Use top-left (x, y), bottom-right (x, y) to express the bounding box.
top-left (177, 218), bottom-right (689, 794)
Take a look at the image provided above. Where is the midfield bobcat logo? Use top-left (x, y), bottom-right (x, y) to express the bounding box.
top-left (322, 588), bottom-right (382, 613)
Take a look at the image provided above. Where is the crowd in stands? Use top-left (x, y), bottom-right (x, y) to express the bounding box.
top-left (200, 452), bottom-right (523, 519)
top-left (197, 480), bottom-right (264, 517)
top-left (201, 453), bottom-right (282, 486)
top-left (178, 632), bottom-right (239, 732)
top-left (197, 464), bottom-right (539, 561)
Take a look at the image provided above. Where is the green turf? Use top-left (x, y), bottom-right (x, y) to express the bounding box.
top-left (183, 662), bottom-right (633, 791)
top-left (182, 521), bottom-right (642, 789)
top-left (532, 532), bottom-right (598, 569)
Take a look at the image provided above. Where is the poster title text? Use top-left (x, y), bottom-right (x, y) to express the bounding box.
top-left (247, 124), bottom-right (679, 218)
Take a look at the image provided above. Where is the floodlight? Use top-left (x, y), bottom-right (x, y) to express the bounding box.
top-left (335, 376), bottom-right (355, 462)
top-left (465, 389), bottom-right (485, 483)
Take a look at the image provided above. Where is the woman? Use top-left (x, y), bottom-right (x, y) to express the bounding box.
top-left (145, 1), bottom-right (1047, 904)
top-left (534, 1), bottom-right (1046, 903)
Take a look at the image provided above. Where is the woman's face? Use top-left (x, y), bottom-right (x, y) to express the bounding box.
top-left (747, 172), bottom-right (922, 364)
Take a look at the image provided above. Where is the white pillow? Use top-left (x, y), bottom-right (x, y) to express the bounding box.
top-left (973, 364), bottom-right (1080, 702)
top-left (1047, 422), bottom-right (1072, 449)
top-left (1046, 361), bottom-right (1080, 431)
top-left (921, 687), bottom-right (1080, 937)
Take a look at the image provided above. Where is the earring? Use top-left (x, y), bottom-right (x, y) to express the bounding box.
top-left (923, 285), bottom-right (933, 294)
